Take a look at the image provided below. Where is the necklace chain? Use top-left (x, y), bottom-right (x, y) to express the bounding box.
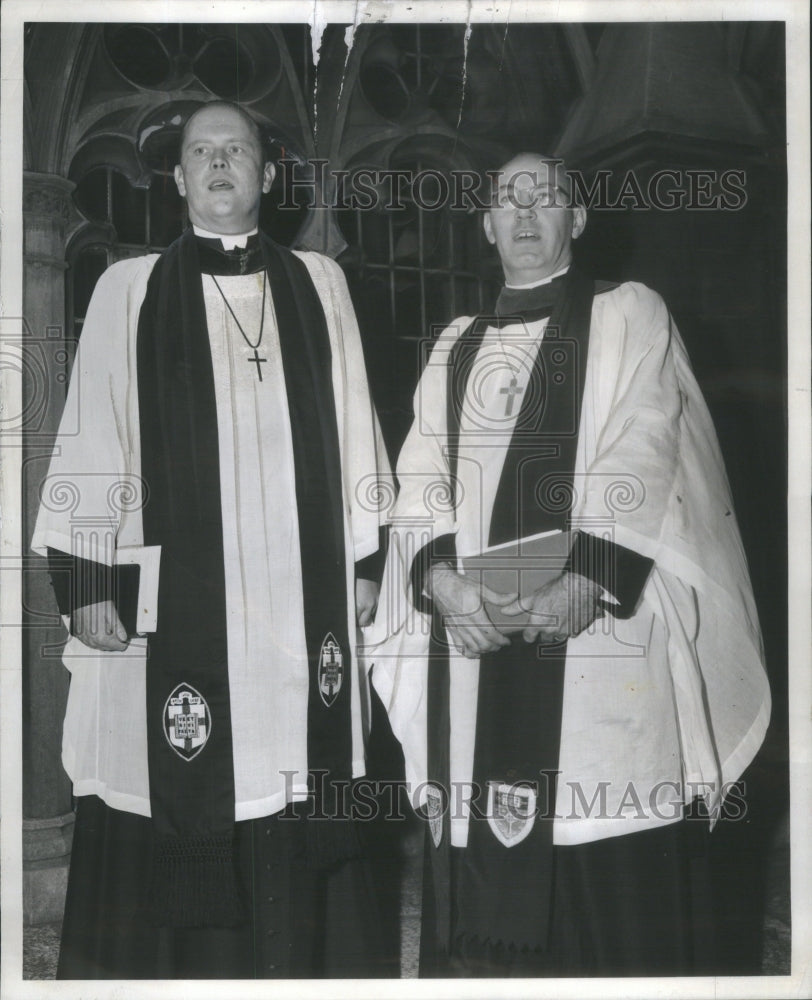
top-left (210, 270), bottom-right (267, 351)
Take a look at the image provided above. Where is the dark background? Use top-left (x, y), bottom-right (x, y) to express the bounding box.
top-left (22, 19), bottom-right (788, 972)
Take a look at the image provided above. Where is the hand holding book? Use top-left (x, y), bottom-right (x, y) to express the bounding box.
top-left (461, 529), bottom-right (602, 641)
top-left (47, 544), bottom-right (161, 646)
top-left (500, 571), bottom-right (604, 643)
top-left (426, 564), bottom-right (516, 658)
top-left (71, 600), bottom-right (129, 651)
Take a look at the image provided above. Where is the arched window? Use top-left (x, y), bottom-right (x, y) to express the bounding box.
top-left (101, 23), bottom-right (281, 100)
top-left (336, 147), bottom-right (501, 451)
top-left (65, 22), bottom-right (298, 340)
top-left (68, 166), bottom-right (187, 339)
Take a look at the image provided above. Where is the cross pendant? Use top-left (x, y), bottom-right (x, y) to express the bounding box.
top-left (500, 376), bottom-right (523, 416)
top-left (247, 348), bottom-right (267, 381)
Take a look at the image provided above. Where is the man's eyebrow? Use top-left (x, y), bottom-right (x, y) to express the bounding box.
top-left (182, 138), bottom-right (255, 154)
top-left (496, 178), bottom-right (534, 190)
top-left (495, 180), bottom-right (561, 192)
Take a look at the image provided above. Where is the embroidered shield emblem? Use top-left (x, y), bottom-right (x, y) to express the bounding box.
top-left (163, 684), bottom-right (211, 761)
top-left (318, 632), bottom-right (344, 707)
top-left (426, 783), bottom-right (444, 849)
top-left (487, 782), bottom-right (537, 847)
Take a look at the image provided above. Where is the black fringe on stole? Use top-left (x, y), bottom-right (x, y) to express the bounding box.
top-left (149, 816), bottom-right (362, 927)
top-left (149, 834), bottom-right (244, 928)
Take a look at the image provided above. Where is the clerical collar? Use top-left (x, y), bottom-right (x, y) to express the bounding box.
top-left (192, 228), bottom-right (266, 276)
top-left (495, 271), bottom-right (567, 322)
top-left (505, 264), bottom-right (570, 290)
top-left (193, 225), bottom-right (258, 250)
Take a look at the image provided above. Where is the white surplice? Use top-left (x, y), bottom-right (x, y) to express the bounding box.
top-left (370, 280), bottom-right (770, 847)
top-left (32, 247), bottom-right (386, 821)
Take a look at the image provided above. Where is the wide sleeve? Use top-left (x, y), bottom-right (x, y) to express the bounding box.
top-left (294, 251), bottom-right (393, 565)
top-left (576, 282), bottom-right (762, 624)
top-left (31, 258), bottom-right (153, 565)
top-left (574, 282), bottom-right (769, 810)
top-left (573, 283), bottom-right (683, 552)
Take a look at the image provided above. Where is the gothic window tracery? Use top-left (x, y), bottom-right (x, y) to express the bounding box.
top-left (63, 21), bottom-right (538, 449)
top-left (102, 24), bottom-right (278, 99)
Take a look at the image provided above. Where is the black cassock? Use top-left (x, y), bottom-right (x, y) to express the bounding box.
top-left (52, 231), bottom-right (396, 979)
top-left (416, 269), bottom-right (718, 977)
top-left (58, 796), bottom-right (396, 979)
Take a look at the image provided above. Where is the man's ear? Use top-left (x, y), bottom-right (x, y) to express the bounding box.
top-left (174, 164), bottom-right (186, 198)
top-left (483, 212), bottom-right (496, 245)
top-left (571, 204), bottom-right (587, 241)
top-left (262, 162), bottom-right (275, 194)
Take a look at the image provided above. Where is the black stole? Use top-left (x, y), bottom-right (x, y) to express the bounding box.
top-left (429, 265), bottom-right (599, 953)
top-left (136, 229), bottom-right (353, 928)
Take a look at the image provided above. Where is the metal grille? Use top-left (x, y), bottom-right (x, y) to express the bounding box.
top-left (69, 167), bottom-right (185, 339)
top-left (337, 159), bottom-right (500, 450)
top-left (341, 160), bottom-right (497, 342)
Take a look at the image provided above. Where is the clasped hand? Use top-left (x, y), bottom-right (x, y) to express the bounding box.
top-left (428, 565), bottom-right (603, 657)
top-left (501, 571), bottom-right (603, 644)
top-left (426, 564), bottom-right (514, 658)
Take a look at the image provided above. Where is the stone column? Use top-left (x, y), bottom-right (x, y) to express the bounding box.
top-left (22, 172), bottom-right (76, 925)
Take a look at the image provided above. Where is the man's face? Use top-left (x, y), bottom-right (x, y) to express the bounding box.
top-left (484, 155), bottom-right (586, 284)
top-left (174, 105), bottom-right (275, 234)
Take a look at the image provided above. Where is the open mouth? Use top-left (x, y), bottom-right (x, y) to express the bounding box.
top-left (209, 179), bottom-right (234, 191)
top-left (514, 230), bottom-right (539, 241)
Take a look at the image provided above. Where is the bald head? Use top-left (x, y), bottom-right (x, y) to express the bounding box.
top-left (491, 152), bottom-right (574, 210)
top-left (484, 152), bottom-right (586, 284)
top-left (179, 101), bottom-right (263, 159)
top-left (174, 102), bottom-right (275, 234)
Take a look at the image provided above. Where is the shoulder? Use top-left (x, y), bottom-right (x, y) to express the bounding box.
top-left (595, 280), bottom-right (670, 328)
top-left (592, 281), bottom-right (673, 357)
top-left (589, 282), bottom-right (676, 369)
top-left (81, 255), bottom-right (160, 329)
top-left (291, 248), bottom-right (347, 285)
top-left (93, 254), bottom-right (160, 297)
top-left (419, 315), bottom-right (473, 359)
top-left (434, 315), bottom-right (475, 347)
top-left (77, 256), bottom-right (160, 363)
top-left (101, 254), bottom-right (160, 282)
top-left (415, 316), bottom-right (474, 379)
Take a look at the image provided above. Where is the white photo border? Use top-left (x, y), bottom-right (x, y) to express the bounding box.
top-left (1, 2), bottom-right (809, 998)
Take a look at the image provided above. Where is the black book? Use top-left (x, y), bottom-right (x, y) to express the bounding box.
top-left (111, 563), bottom-right (141, 637)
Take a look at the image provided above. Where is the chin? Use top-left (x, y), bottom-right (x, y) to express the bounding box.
top-left (202, 208), bottom-right (251, 230)
top-left (509, 249), bottom-right (545, 265)
top-left (506, 258), bottom-right (549, 277)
